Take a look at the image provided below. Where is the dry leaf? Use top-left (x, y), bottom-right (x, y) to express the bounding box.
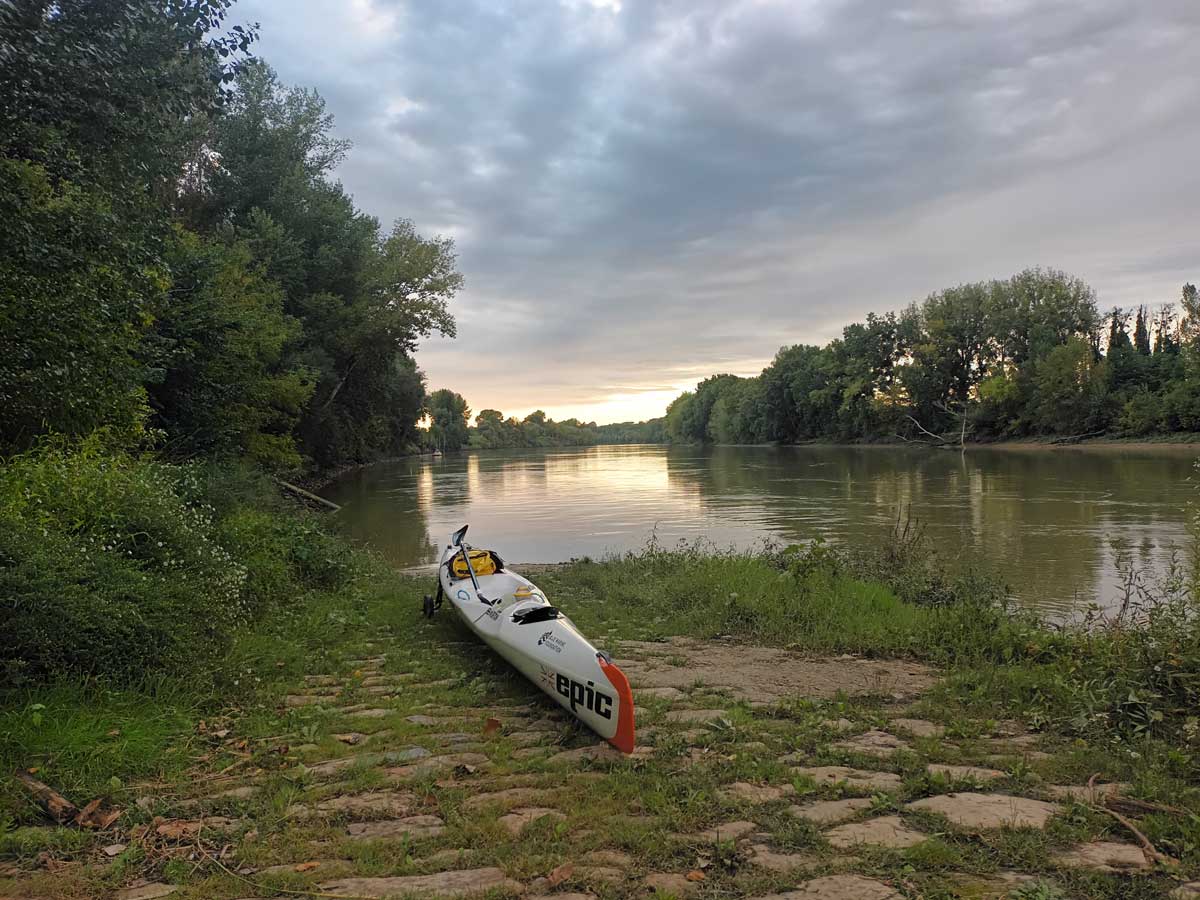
top-left (686, 870), bottom-right (706, 882)
top-left (106, 729), bottom-right (121, 738)
top-left (75, 799), bottom-right (121, 829)
top-left (547, 862), bottom-right (574, 887)
top-left (454, 763), bottom-right (478, 776)
top-left (482, 717), bottom-right (502, 737)
top-left (294, 861), bottom-right (321, 872)
top-left (155, 820), bottom-right (196, 840)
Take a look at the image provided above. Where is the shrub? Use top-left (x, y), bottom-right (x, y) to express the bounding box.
top-left (0, 439), bottom-right (247, 682)
top-left (0, 439), bottom-right (355, 684)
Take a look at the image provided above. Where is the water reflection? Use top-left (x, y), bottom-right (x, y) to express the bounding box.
top-left (320, 444), bottom-right (1196, 615)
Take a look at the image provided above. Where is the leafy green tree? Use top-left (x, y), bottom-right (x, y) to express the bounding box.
top-left (0, 0), bottom-right (253, 451)
top-left (0, 161), bottom-right (161, 447)
top-left (1133, 306), bottom-right (1151, 355)
top-left (149, 229), bottom-right (313, 467)
top-left (1028, 337), bottom-right (1109, 434)
top-left (180, 62), bottom-right (461, 466)
top-left (426, 390), bottom-right (470, 451)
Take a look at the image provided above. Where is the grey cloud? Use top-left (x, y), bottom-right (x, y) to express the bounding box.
top-left (237, 0), bottom-right (1200, 419)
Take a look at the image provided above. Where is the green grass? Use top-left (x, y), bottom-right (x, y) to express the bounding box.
top-left (3, 502), bottom-right (1199, 897)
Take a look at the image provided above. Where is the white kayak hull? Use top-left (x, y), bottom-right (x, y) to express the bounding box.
top-left (437, 537), bottom-right (635, 753)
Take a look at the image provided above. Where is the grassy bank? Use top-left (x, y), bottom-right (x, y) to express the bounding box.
top-left (3, 467), bottom-right (1199, 897)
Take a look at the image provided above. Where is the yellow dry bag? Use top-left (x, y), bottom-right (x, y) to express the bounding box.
top-left (450, 549), bottom-right (501, 578)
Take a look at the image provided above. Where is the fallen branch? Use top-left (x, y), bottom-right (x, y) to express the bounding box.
top-left (275, 479), bottom-right (341, 512)
top-left (1048, 429), bottom-right (1106, 445)
top-left (15, 772), bottom-right (78, 824)
top-left (1088, 802), bottom-right (1178, 867)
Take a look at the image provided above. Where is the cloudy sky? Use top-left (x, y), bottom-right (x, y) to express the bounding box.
top-left (238, 0), bottom-right (1199, 424)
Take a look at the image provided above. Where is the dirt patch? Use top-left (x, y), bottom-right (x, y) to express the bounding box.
top-left (617, 638), bottom-right (936, 702)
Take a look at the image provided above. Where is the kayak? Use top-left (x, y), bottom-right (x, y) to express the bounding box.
top-left (427, 525), bottom-right (635, 753)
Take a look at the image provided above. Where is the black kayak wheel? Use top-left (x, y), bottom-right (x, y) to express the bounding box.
top-left (422, 594), bottom-right (435, 618)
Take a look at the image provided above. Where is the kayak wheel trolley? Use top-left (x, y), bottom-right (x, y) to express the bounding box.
top-left (422, 580), bottom-right (444, 619)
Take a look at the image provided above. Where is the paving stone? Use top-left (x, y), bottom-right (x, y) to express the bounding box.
top-left (792, 765), bottom-right (903, 792)
top-left (788, 798), bottom-right (873, 825)
top-left (1044, 782), bottom-right (1129, 803)
top-left (434, 732), bottom-right (479, 745)
top-left (825, 815), bottom-right (926, 850)
top-left (646, 873), bottom-right (698, 895)
top-left (513, 746), bottom-right (551, 759)
top-left (574, 865), bottom-right (624, 883)
top-left (926, 763), bottom-right (1005, 783)
top-left (749, 874), bottom-right (901, 899)
top-left (907, 793), bottom-right (1061, 829)
top-left (345, 708), bottom-right (392, 719)
top-left (385, 752), bottom-right (490, 779)
top-left (116, 884), bottom-right (178, 900)
top-left (746, 843), bottom-right (819, 872)
top-left (307, 748), bottom-right (429, 777)
top-left (830, 729), bottom-right (909, 758)
top-left (284, 694), bottom-right (327, 707)
top-left (407, 714), bottom-right (465, 726)
top-left (819, 717), bottom-right (855, 732)
top-left (345, 814), bottom-right (445, 840)
top-left (719, 781), bottom-right (796, 804)
top-left (309, 790), bottom-right (416, 817)
top-left (639, 687), bottom-right (686, 701)
top-left (674, 819), bottom-right (758, 844)
top-left (463, 787), bottom-right (547, 812)
top-left (497, 806), bottom-right (567, 835)
top-left (527, 894), bottom-right (595, 900)
top-left (304, 675), bottom-right (342, 686)
top-left (508, 731), bottom-right (548, 746)
top-left (1170, 883), bottom-right (1200, 898)
top-left (948, 871), bottom-right (1041, 898)
top-left (546, 743), bottom-right (628, 765)
top-left (418, 849), bottom-right (475, 871)
top-left (891, 718), bottom-right (946, 738)
top-left (664, 708), bottom-right (727, 723)
top-left (361, 674), bottom-right (415, 687)
top-left (581, 850), bottom-right (633, 867)
top-left (318, 867), bottom-right (523, 897)
top-left (1052, 840), bottom-right (1151, 872)
top-left (211, 785), bottom-right (257, 800)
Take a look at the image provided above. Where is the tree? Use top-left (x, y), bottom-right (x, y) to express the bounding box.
top-left (179, 62), bottom-right (461, 466)
top-left (0, 0), bottom-right (254, 451)
top-left (1028, 337), bottom-right (1109, 435)
top-left (148, 229), bottom-right (312, 467)
top-left (1133, 306), bottom-right (1151, 355)
top-left (426, 390), bottom-right (470, 451)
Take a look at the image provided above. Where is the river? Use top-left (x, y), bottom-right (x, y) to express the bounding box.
top-left (319, 443), bottom-right (1198, 616)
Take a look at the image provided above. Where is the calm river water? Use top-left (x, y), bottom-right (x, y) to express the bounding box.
top-left (320, 444), bottom-right (1198, 615)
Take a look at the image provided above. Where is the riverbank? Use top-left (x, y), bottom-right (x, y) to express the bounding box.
top-left (3, 526), bottom-right (1198, 898)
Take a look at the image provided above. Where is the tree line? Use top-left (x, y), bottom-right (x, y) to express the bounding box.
top-left (663, 269), bottom-right (1200, 445)
top-left (422, 391), bottom-right (664, 450)
top-left (1, 0), bottom-right (461, 470)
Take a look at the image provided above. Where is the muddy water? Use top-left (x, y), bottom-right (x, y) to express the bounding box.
top-left (319, 443), bottom-right (1198, 616)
